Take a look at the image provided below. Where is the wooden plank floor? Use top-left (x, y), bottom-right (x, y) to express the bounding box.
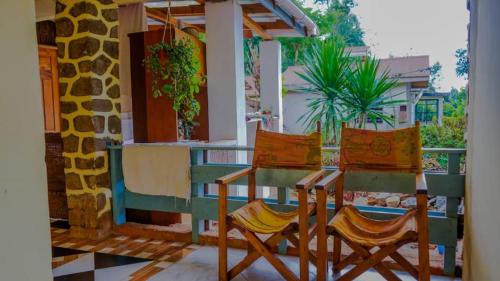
top-left (51, 226), bottom-right (200, 280)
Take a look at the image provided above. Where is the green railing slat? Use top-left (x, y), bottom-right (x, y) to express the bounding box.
top-left (191, 164), bottom-right (465, 197)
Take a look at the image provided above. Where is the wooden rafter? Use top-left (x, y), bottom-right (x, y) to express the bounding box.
top-left (145, 7), bottom-right (205, 33)
top-left (242, 13), bottom-right (272, 40)
top-left (146, 0), bottom-right (273, 40)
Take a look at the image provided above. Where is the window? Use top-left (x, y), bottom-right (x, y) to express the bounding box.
top-left (399, 105), bottom-right (408, 123)
top-left (415, 99), bottom-right (438, 122)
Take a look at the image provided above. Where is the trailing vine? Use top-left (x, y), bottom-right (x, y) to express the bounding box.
top-left (144, 37), bottom-right (204, 139)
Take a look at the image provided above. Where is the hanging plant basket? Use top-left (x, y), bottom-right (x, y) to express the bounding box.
top-left (144, 29), bottom-right (205, 140)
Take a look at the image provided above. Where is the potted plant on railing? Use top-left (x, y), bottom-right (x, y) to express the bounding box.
top-left (144, 33), bottom-right (205, 140)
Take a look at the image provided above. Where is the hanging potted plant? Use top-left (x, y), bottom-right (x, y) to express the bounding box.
top-left (144, 29), bottom-right (205, 140)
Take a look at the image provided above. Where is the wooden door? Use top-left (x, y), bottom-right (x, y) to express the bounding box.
top-left (39, 45), bottom-right (68, 219)
top-left (38, 45), bottom-right (61, 133)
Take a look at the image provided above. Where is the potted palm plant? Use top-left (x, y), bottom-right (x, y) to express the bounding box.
top-left (340, 56), bottom-right (402, 129)
top-left (297, 38), bottom-right (351, 145)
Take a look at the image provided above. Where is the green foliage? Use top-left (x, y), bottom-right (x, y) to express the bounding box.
top-left (298, 39), bottom-right (400, 143)
top-left (244, 37), bottom-right (261, 77)
top-left (320, 0), bottom-right (364, 46)
top-left (297, 38), bottom-right (351, 144)
top-left (444, 87), bottom-right (467, 117)
top-left (277, 0), bottom-right (364, 69)
top-left (428, 62), bottom-right (443, 92)
top-left (422, 87), bottom-right (467, 168)
top-left (341, 56), bottom-right (402, 128)
top-left (455, 48), bottom-right (469, 79)
top-left (420, 117), bottom-right (466, 149)
top-left (144, 38), bottom-right (204, 138)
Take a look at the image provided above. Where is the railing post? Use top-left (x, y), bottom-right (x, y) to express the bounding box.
top-left (191, 149), bottom-right (205, 244)
top-left (109, 146), bottom-right (126, 225)
top-left (443, 152), bottom-right (461, 275)
top-left (277, 187), bottom-right (290, 254)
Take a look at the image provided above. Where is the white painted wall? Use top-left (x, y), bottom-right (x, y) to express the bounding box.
top-left (35, 0), bottom-right (55, 21)
top-left (283, 92), bottom-right (316, 134)
top-left (282, 84), bottom-right (411, 134)
top-left (205, 0), bottom-right (247, 145)
top-left (259, 40), bottom-right (283, 132)
top-left (0, 0), bottom-right (53, 280)
top-left (464, 0), bottom-right (500, 280)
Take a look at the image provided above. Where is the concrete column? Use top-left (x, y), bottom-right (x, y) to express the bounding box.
top-left (0, 0), bottom-right (52, 279)
top-left (56, 0), bottom-right (121, 239)
top-left (205, 0), bottom-right (247, 145)
top-left (464, 0), bottom-right (500, 280)
top-left (259, 40), bottom-right (283, 132)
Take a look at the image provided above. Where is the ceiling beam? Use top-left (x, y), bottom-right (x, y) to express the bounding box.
top-left (242, 13), bottom-right (272, 40)
top-left (160, 5), bottom-right (204, 16)
top-left (256, 0), bottom-right (306, 36)
top-left (145, 7), bottom-right (205, 33)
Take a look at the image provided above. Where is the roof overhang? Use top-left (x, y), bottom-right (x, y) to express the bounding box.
top-left (144, 0), bottom-right (318, 38)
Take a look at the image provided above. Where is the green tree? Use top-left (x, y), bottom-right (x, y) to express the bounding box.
top-left (428, 62), bottom-right (442, 92)
top-left (340, 56), bottom-right (403, 128)
top-left (443, 87), bottom-right (467, 117)
top-left (277, 0), bottom-right (364, 69)
top-left (297, 39), bottom-right (351, 144)
top-left (421, 117), bottom-right (466, 148)
top-left (455, 48), bottom-right (469, 79)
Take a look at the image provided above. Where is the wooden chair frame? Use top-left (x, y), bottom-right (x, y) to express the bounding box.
top-left (315, 123), bottom-right (431, 281)
top-left (216, 122), bottom-right (324, 281)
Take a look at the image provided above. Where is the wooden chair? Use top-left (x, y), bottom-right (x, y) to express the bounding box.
top-left (315, 122), bottom-right (430, 281)
top-left (216, 122), bottom-right (324, 281)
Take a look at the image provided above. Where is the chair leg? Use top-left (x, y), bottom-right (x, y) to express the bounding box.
top-left (417, 194), bottom-right (431, 281)
top-left (316, 188), bottom-right (328, 281)
top-left (243, 230), bottom-right (299, 281)
top-left (228, 230), bottom-right (286, 279)
top-left (417, 242), bottom-right (430, 281)
top-left (247, 171), bottom-right (256, 257)
top-left (390, 251), bottom-right (419, 279)
top-left (334, 252), bottom-right (360, 272)
top-left (298, 189), bottom-right (309, 281)
top-left (218, 184), bottom-right (228, 281)
top-left (332, 236), bottom-right (342, 273)
top-left (286, 233), bottom-right (317, 264)
top-left (338, 240), bottom-right (401, 281)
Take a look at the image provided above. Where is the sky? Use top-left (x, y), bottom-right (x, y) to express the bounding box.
top-left (304, 0), bottom-right (469, 91)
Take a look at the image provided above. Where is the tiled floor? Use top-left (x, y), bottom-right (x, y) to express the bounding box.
top-left (51, 221), bottom-right (460, 280)
top-left (50, 221), bottom-right (199, 280)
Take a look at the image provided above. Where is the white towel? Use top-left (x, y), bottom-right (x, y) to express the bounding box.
top-left (122, 143), bottom-right (191, 199)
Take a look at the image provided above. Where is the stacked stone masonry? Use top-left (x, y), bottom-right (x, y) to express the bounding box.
top-left (56, 0), bottom-right (121, 239)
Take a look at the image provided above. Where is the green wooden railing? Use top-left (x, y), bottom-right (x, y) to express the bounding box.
top-left (108, 145), bottom-right (465, 275)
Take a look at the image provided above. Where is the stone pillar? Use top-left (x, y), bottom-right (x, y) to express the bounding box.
top-left (56, 0), bottom-right (121, 239)
top-left (259, 40), bottom-right (283, 132)
top-left (205, 0), bottom-right (247, 145)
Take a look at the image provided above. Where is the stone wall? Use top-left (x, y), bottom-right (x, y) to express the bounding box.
top-left (55, 0), bottom-right (121, 239)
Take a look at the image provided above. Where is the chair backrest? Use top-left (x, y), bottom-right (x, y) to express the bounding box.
top-left (252, 123), bottom-right (322, 170)
top-left (339, 123), bottom-right (422, 174)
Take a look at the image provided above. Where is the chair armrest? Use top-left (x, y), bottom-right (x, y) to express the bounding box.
top-left (416, 173), bottom-right (428, 195)
top-left (296, 170), bottom-right (326, 190)
top-left (215, 167), bottom-right (253, 185)
top-left (314, 170), bottom-right (343, 190)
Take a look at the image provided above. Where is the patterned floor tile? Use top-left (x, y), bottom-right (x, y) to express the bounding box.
top-left (94, 252), bottom-right (151, 270)
top-left (51, 220), bottom-right (71, 230)
top-left (54, 270), bottom-right (95, 281)
top-left (53, 247), bottom-right (88, 258)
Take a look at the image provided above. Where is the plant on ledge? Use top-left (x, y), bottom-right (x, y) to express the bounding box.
top-left (144, 37), bottom-right (204, 140)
